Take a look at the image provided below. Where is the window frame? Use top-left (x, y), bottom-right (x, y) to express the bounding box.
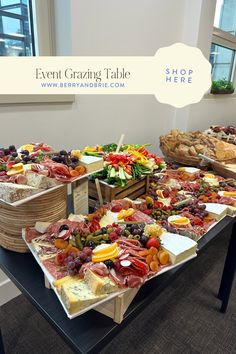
top-left (211, 26), bottom-right (236, 83)
top-left (0, 0), bottom-right (74, 105)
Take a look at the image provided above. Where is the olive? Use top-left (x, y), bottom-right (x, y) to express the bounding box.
top-left (140, 234), bottom-right (148, 246)
top-left (60, 150), bottom-right (68, 156)
top-left (104, 260), bottom-right (114, 269)
top-left (11, 152), bottom-right (18, 158)
top-left (59, 224), bottom-right (70, 232)
top-left (101, 227), bottom-right (107, 234)
top-left (71, 156), bottom-right (79, 163)
top-left (94, 229), bottom-right (102, 236)
top-left (4, 149), bottom-right (10, 156)
top-left (9, 145), bottom-right (16, 151)
top-left (52, 156), bottom-right (61, 163)
top-left (85, 240), bottom-right (96, 249)
top-left (21, 150), bottom-right (29, 156)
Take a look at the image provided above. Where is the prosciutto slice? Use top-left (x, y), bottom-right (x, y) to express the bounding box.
top-left (79, 262), bottom-right (109, 278)
top-left (25, 227), bottom-right (42, 243)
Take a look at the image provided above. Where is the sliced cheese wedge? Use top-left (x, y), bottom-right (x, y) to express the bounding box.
top-left (160, 232), bottom-right (197, 264)
top-left (203, 203), bottom-right (228, 221)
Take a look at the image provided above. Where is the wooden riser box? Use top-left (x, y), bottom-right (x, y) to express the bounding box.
top-left (88, 176), bottom-right (149, 208)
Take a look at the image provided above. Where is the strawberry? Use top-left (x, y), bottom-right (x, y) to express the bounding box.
top-left (146, 237), bottom-right (160, 249)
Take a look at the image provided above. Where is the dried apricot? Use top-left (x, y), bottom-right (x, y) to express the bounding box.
top-left (158, 251), bottom-right (170, 265)
top-left (139, 250), bottom-right (150, 257)
top-left (54, 239), bottom-right (68, 249)
top-left (75, 165), bottom-right (86, 174)
top-left (64, 244), bottom-right (72, 255)
top-left (150, 261), bottom-right (158, 272)
top-left (149, 246), bottom-right (158, 255)
top-left (146, 254), bottom-right (153, 265)
top-left (152, 254), bottom-right (159, 263)
top-left (70, 170), bottom-right (80, 177)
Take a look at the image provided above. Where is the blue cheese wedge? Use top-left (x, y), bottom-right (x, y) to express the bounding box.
top-left (160, 232), bottom-right (197, 264)
top-left (84, 269), bottom-right (119, 295)
top-left (26, 171), bottom-right (62, 189)
top-left (60, 279), bottom-right (107, 314)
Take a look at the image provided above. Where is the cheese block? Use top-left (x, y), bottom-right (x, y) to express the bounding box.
top-left (35, 221), bottom-right (51, 234)
top-left (84, 269), bottom-right (119, 295)
top-left (0, 182), bottom-right (42, 203)
top-left (99, 211), bottom-right (119, 227)
top-left (160, 232), bottom-right (197, 264)
top-left (26, 171), bottom-right (62, 189)
top-left (78, 155), bottom-right (103, 173)
top-left (60, 278), bottom-right (107, 314)
top-left (203, 203), bottom-right (228, 220)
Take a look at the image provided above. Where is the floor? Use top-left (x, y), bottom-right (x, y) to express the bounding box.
top-left (1, 230), bottom-right (236, 354)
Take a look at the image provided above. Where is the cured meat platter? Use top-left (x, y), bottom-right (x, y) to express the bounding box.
top-left (22, 228), bottom-right (196, 320)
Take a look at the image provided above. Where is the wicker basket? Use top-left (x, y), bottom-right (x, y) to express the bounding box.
top-left (160, 143), bottom-right (202, 167)
top-left (0, 185), bottom-right (67, 253)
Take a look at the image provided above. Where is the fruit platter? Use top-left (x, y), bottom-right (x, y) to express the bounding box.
top-left (84, 143), bottom-right (166, 187)
top-left (0, 143), bottom-right (103, 206)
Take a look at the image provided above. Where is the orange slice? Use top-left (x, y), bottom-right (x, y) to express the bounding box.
top-left (223, 191), bottom-right (236, 197)
top-left (170, 217), bottom-right (190, 226)
top-left (156, 189), bottom-right (165, 198)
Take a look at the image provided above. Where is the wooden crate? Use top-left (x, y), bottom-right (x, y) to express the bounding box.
top-left (88, 176), bottom-right (149, 208)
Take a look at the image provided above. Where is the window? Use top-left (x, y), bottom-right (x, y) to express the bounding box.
top-left (0, 0), bottom-right (35, 56)
top-left (210, 0), bottom-right (236, 82)
top-left (0, 0), bottom-right (74, 104)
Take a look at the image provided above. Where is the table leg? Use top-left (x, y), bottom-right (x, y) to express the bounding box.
top-left (218, 221), bottom-right (236, 312)
top-left (0, 328), bottom-right (5, 354)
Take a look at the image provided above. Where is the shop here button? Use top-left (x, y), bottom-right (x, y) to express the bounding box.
top-left (153, 42), bottom-right (212, 107)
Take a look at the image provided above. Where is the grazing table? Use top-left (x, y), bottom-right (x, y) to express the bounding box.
top-left (0, 216), bottom-right (236, 354)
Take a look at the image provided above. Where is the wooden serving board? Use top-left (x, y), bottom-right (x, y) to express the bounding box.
top-left (212, 159), bottom-right (236, 179)
top-left (22, 229), bottom-right (196, 323)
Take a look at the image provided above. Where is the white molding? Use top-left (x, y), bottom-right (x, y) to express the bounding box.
top-left (0, 278), bottom-right (21, 306)
top-left (0, 95), bottom-right (75, 105)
